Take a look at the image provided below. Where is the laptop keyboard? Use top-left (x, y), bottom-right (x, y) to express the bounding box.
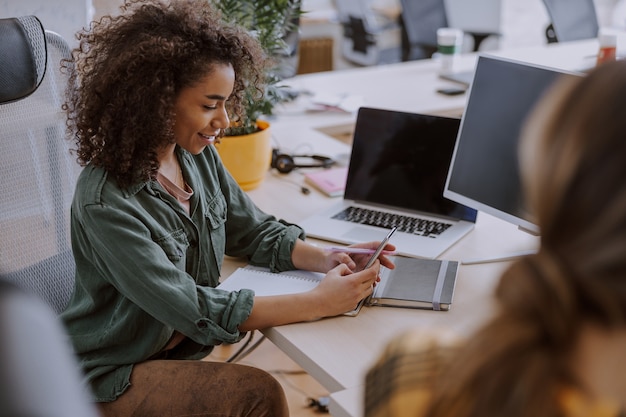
top-left (332, 206), bottom-right (452, 238)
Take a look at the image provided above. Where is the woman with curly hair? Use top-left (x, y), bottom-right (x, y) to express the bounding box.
top-left (60, 0), bottom-right (395, 415)
top-left (364, 60), bottom-right (626, 417)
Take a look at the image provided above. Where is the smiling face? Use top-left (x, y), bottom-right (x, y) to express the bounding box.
top-left (172, 63), bottom-right (235, 155)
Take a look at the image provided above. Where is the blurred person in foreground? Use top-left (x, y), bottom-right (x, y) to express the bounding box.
top-left (364, 60), bottom-right (626, 417)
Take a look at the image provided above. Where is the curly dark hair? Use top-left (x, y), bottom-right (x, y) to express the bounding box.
top-left (63, 0), bottom-right (269, 188)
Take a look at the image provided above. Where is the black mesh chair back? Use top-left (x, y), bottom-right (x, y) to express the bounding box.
top-left (399, 0), bottom-right (448, 60)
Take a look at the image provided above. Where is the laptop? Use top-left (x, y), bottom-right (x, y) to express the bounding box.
top-left (299, 107), bottom-right (478, 259)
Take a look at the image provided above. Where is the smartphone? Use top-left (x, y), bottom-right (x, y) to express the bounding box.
top-left (437, 87), bottom-right (466, 96)
top-left (344, 226), bottom-right (398, 316)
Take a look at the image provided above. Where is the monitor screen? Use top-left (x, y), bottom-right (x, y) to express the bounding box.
top-left (444, 55), bottom-right (582, 234)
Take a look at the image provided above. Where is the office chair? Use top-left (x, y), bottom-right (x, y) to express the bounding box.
top-left (399, 0), bottom-right (500, 61)
top-left (541, 0), bottom-right (599, 43)
top-left (0, 15), bottom-right (81, 315)
top-left (334, 0), bottom-right (401, 66)
top-left (398, 0), bottom-right (448, 61)
top-left (0, 17), bottom-right (98, 417)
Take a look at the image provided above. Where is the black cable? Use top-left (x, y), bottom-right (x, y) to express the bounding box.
top-left (230, 333), bottom-right (267, 362)
top-left (269, 170), bottom-right (311, 195)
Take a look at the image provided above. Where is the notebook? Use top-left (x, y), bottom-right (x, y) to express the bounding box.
top-left (217, 266), bottom-right (367, 316)
top-left (304, 166), bottom-right (348, 197)
top-left (217, 257), bottom-right (458, 316)
top-left (298, 107), bottom-right (478, 259)
top-left (369, 256), bottom-right (458, 311)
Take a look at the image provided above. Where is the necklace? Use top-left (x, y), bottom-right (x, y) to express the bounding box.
top-left (156, 168), bottom-right (193, 210)
top-left (175, 164), bottom-right (183, 189)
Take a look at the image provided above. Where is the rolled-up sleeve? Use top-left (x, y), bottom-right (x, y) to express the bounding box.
top-left (194, 287), bottom-right (254, 345)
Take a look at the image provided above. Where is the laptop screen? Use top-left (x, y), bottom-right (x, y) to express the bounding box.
top-left (344, 108), bottom-right (477, 222)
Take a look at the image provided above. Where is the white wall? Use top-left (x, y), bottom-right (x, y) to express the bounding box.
top-left (1, 0), bottom-right (92, 47)
top-left (2, 0), bottom-right (619, 67)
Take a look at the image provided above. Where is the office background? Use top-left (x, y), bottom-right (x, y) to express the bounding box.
top-left (1, 0), bottom-right (622, 70)
top-left (0, 1), bottom-right (622, 417)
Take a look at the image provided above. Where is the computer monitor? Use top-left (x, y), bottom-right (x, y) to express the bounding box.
top-left (444, 55), bottom-right (583, 234)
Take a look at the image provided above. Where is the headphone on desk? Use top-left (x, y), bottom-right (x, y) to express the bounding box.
top-left (271, 149), bottom-right (335, 174)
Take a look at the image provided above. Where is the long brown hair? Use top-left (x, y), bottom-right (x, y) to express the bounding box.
top-left (63, 0), bottom-right (268, 189)
top-left (425, 60), bottom-right (626, 417)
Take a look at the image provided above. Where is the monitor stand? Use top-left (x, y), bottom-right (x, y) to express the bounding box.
top-left (461, 249), bottom-right (537, 265)
top-left (461, 226), bottom-right (538, 265)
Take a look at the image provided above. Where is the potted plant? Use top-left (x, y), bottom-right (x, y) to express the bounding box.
top-left (210, 0), bottom-right (303, 190)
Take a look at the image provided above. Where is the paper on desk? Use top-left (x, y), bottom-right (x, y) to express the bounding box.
top-left (307, 92), bottom-right (364, 113)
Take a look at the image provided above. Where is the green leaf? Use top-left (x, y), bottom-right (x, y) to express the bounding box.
top-left (210, 0), bottom-right (304, 135)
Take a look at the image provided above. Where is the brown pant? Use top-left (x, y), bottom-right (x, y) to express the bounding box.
top-left (97, 359), bottom-right (289, 417)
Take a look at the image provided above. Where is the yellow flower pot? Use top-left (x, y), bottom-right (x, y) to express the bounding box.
top-left (215, 120), bottom-right (272, 191)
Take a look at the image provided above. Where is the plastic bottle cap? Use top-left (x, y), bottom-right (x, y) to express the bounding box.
top-left (598, 32), bottom-right (617, 47)
top-left (437, 28), bottom-right (463, 46)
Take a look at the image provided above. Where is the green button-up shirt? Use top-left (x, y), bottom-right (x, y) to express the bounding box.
top-left (61, 145), bottom-right (304, 402)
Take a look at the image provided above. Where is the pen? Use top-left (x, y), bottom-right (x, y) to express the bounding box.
top-left (324, 247), bottom-right (398, 255)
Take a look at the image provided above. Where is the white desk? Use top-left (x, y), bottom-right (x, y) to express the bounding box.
top-left (221, 39), bottom-right (598, 417)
